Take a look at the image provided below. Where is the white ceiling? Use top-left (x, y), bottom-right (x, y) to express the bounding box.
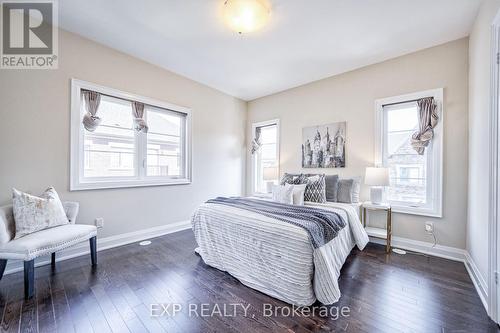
top-left (59, 0), bottom-right (481, 101)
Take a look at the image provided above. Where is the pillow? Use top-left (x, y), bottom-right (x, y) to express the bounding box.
top-left (291, 184), bottom-right (307, 205)
top-left (280, 173), bottom-right (307, 185)
top-left (325, 175), bottom-right (339, 202)
top-left (304, 174), bottom-right (338, 202)
top-left (303, 174), bottom-right (327, 203)
top-left (272, 184), bottom-right (294, 204)
top-left (337, 178), bottom-right (361, 203)
top-left (12, 187), bottom-right (69, 239)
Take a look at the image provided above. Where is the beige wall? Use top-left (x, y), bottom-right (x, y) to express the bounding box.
top-left (0, 29), bottom-right (247, 238)
top-left (467, 0), bottom-right (500, 283)
top-left (247, 38), bottom-right (469, 249)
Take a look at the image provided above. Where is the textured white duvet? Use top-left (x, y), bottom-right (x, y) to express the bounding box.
top-left (191, 200), bottom-right (369, 306)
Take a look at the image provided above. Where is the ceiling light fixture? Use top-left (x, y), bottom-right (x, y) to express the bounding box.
top-left (223, 0), bottom-right (271, 34)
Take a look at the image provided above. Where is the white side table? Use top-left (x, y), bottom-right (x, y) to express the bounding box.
top-left (362, 201), bottom-right (392, 253)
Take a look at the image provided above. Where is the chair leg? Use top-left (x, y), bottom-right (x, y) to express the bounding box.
top-left (51, 253), bottom-right (56, 270)
top-left (24, 260), bottom-right (34, 299)
top-left (0, 260), bottom-right (7, 280)
top-left (89, 236), bottom-right (97, 267)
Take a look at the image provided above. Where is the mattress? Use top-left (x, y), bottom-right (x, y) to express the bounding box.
top-left (191, 199), bottom-right (369, 306)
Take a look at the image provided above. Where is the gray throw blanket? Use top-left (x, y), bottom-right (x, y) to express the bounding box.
top-left (206, 197), bottom-right (346, 249)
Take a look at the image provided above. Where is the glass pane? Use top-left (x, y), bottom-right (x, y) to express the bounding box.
top-left (90, 96), bottom-right (134, 138)
top-left (82, 95), bottom-right (136, 178)
top-left (146, 107), bottom-right (184, 177)
top-left (147, 106), bottom-right (181, 136)
top-left (261, 125), bottom-right (277, 144)
top-left (387, 103), bottom-right (418, 132)
top-left (255, 124), bottom-right (278, 193)
top-left (83, 135), bottom-right (135, 177)
top-left (260, 143), bottom-right (276, 160)
top-left (385, 103), bottom-right (427, 204)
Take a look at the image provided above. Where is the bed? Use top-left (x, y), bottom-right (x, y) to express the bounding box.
top-left (191, 197), bottom-right (369, 306)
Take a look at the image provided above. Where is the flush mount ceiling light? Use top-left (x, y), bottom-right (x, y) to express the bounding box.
top-left (223, 0), bottom-right (271, 34)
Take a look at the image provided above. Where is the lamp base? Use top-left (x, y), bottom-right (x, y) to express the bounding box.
top-left (370, 187), bottom-right (385, 205)
top-left (266, 181), bottom-right (274, 193)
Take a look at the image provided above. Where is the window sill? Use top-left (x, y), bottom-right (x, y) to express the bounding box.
top-left (390, 205), bottom-right (442, 218)
top-left (70, 178), bottom-right (191, 191)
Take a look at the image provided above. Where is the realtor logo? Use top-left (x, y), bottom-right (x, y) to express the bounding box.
top-left (1, 0), bottom-right (58, 69)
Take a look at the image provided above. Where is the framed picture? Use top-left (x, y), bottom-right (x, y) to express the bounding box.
top-left (302, 122), bottom-right (346, 168)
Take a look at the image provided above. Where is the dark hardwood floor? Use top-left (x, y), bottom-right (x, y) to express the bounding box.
top-left (0, 229), bottom-right (497, 332)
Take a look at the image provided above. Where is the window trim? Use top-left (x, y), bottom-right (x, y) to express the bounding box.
top-left (374, 88), bottom-right (443, 217)
top-left (70, 78), bottom-right (192, 191)
top-left (251, 119), bottom-right (280, 195)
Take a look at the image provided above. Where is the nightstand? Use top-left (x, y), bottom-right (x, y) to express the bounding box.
top-left (362, 201), bottom-right (392, 253)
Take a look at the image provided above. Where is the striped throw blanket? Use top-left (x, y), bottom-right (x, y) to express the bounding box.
top-left (206, 197), bottom-right (346, 248)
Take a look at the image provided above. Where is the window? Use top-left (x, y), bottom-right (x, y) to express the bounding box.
top-left (71, 79), bottom-right (191, 190)
top-left (252, 120), bottom-right (279, 194)
top-left (375, 89), bottom-right (443, 217)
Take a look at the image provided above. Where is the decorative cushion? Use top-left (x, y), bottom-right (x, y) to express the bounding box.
top-left (291, 184), bottom-right (307, 205)
top-left (279, 173), bottom-right (307, 185)
top-left (272, 184), bottom-right (294, 204)
top-left (303, 175), bottom-right (327, 203)
top-left (303, 174), bottom-right (339, 202)
top-left (337, 178), bottom-right (361, 203)
top-left (325, 175), bottom-right (339, 202)
top-left (12, 187), bottom-right (69, 239)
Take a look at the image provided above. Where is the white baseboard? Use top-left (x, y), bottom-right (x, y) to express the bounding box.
top-left (370, 236), bottom-right (488, 313)
top-left (369, 236), bottom-right (466, 262)
top-left (464, 252), bottom-right (489, 312)
top-left (3, 220), bottom-right (192, 275)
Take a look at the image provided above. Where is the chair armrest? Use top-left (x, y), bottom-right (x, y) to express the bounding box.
top-left (63, 202), bottom-right (79, 224)
top-left (0, 205), bottom-right (15, 245)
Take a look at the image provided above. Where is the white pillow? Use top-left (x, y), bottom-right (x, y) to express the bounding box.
top-left (272, 184), bottom-right (293, 204)
top-left (12, 187), bottom-right (69, 239)
top-left (291, 184), bottom-right (307, 205)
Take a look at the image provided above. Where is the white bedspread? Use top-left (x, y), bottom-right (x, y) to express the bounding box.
top-left (191, 200), bottom-right (369, 306)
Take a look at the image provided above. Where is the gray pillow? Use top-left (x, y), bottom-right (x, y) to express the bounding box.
top-left (303, 174), bottom-right (326, 203)
top-left (337, 178), bottom-right (361, 203)
top-left (325, 175), bottom-right (339, 202)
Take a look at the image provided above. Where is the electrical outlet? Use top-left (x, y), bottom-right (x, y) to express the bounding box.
top-left (95, 217), bottom-right (104, 228)
top-left (425, 221), bottom-right (434, 233)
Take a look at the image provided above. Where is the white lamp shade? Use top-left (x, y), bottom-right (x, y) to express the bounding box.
top-left (263, 166), bottom-right (278, 181)
top-left (365, 167), bottom-right (390, 186)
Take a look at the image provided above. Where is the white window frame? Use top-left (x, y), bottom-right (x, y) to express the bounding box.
top-left (70, 79), bottom-right (192, 191)
top-left (251, 119), bottom-right (280, 195)
top-left (374, 88), bottom-right (443, 217)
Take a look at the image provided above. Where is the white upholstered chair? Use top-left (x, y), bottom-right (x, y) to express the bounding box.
top-left (0, 202), bottom-right (97, 299)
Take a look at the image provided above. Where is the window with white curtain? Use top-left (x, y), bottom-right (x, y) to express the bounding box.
top-left (71, 79), bottom-right (191, 190)
top-left (375, 89), bottom-right (443, 217)
top-left (252, 120), bottom-right (280, 194)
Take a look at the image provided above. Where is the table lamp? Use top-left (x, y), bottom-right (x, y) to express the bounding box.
top-left (365, 167), bottom-right (390, 204)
